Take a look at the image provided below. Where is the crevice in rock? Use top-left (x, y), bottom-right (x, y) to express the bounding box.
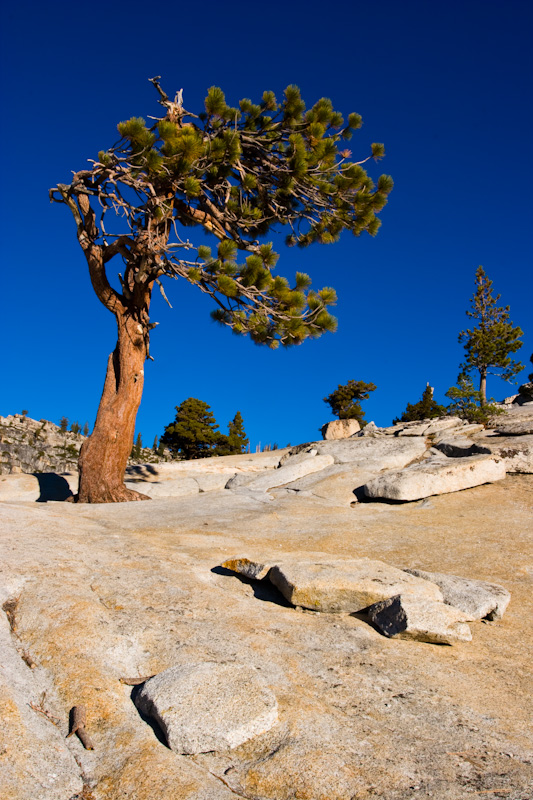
top-left (130, 684), bottom-right (169, 748)
top-left (211, 566), bottom-right (292, 608)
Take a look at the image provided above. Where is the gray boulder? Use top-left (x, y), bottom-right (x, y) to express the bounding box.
top-left (404, 569), bottom-right (511, 620)
top-left (226, 454), bottom-right (333, 492)
top-left (363, 453), bottom-right (506, 501)
top-left (367, 594), bottom-right (472, 644)
top-left (135, 663), bottom-right (278, 754)
top-left (470, 434), bottom-right (533, 473)
top-left (494, 404), bottom-right (533, 435)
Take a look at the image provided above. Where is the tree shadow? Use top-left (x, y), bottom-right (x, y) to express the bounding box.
top-left (211, 566), bottom-right (293, 608)
top-left (34, 473), bottom-right (74, 502)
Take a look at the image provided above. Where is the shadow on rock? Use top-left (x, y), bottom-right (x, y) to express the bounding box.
top-left (211, 566), bottom-right (293, 608)
top-left (34, 473), bottom-right (74, 502)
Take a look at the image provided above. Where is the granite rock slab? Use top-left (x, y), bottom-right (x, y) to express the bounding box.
top-left (367, 594), bottom-right (472, 644)
top-left (363, 453), bottom-right (506, 501)
top-left (135, 662), bottom-right (278, 754)
top-left (404, 568), bottom-right (511, 620)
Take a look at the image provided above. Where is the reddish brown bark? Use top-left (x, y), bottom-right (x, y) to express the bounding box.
top-left (77, 310), bottom-right (151, 503)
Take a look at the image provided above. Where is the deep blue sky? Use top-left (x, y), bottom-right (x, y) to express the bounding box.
top-left (1, 0), bottom-right (532, 450)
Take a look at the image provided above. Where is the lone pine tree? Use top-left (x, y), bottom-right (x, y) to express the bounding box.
top-left (215, 411), bottom-right (249, 456)
top-left (459, 266), bottom-right (523, 405)
top-left (51, 78), bottom-right (392, 502)
top-left (161, 398), bottom-right (221, 460)
top-left (324, 380), bottom-right (377, 427)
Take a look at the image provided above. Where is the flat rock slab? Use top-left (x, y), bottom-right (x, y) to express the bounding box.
top-left (231, 557), bottom-right (444, 612)
top-left (226, 454), bottom-right (334, 492)
top-left (363, 454), bottom-right (506, 501)
top-left (433, 437), bottom-right (492, 458)
top-left (135, 662), bottom-right (278, 754)
top-left (472, 434), bottom-right (533, 474)
top-left (313, 436), bottom-right (428, 468)
top-left (404, 568), bottom-right (511, 620)
top-left (493, 405), bottom-right (533, 435)
top-left (367, 594), bottom-right (472, 644)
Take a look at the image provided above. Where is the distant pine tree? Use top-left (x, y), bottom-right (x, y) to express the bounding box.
top-left (82, 422), bottom-right (90, 436)
top-left (459, 266), bottom-right (523, 404)
top-left (445, 376), bottom-right (501, 425)
top-left (161, 399), bottom-right (221, 460)
top-left (393, 384), bottom-right (446, 424)
top-left (59, 417), bottom-right (69, 433)
top-left (324, 380), bottom-right (376, 427)
top-left (216, 411), bottom-right (249, 456)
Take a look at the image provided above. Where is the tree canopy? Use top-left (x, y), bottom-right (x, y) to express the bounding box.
top-left (323, 380), bottom-right (377, 426)
top-left (459, 266), bottom-right (523, 404)
top-left (161, 398), bottom-right (221, 459)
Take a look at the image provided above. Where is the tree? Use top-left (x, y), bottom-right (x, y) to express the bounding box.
top-left (458, 266), bottom-right (523, 405)
top-left (445, 376), bottom-right (502, 425)
top-left (59, 416), bottom-right (69, 433)
top-left (132, 432), bottom-right (143, 459)
top-left (161, 398), bottom-right (221, 459)
top-left (392, 383), bottom-right (446, 424)
top-left (83, 422), bottom-right (90, 436)
top-left (51, 79), bottom-right (392, 502)
top-left (324, 380), bottom-right (377, 427)
top-left (70, 421), bottom-right (81, 434)
top-left (21, 409), bottom-right (28, 419)
top-left (215, 411), bottom-right (249, 456)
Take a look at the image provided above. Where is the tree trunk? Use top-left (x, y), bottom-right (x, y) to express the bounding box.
top-left (479, 370), bottom-right (487, 406)
top-left (77, 311), bottom-right (150, 503)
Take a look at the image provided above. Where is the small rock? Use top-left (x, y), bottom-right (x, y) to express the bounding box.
top-left (321, 419), bottom-right (361, 440)
top-left (367, 594), bottom-right (472, 644)
top-left (404, 569), bottom-right (511, 620)
top-left (363, 453), bottom-right (506, 501)
top-left (222, 557), bottom-right (272, 580)
top-left (135, 662), bottom-right (278, 755)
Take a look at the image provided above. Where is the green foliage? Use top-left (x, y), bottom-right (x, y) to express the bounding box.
top-left (67, 79), bottom-right (392, 350)
top-left (324, 380), bottom-right (377, 426)
top-left (21, 409), bottom-right (28, 418)
top-left (393, 384), bottom-right (447, 424)
top-left (161, 398), bottom-right (222, 460)
top-left (70, 421), bottom-right (81, 434)
top-left (459, 266), bottom-right (523, 402)
top-left (215, 411), bottom-right (249, 456)
top-left (59, 416), bottom-right (69, 433)
top-left (82, 422), bottom-right (90, 437)
top-left (132, 432), bottom-right (143, 459)
top-left (445, 376), bottom-right (502, 425)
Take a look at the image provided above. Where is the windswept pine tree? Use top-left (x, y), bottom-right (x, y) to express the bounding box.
top-left (459, 266), bottom-right (523, 405)
top-left (324, 380), bottom-right (377, 427)
top-left (51, 78), bottom-right (392, 502)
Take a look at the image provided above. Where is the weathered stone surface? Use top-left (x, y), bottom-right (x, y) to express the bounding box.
top-left (226, 454), bottom-right (334, 492)
top-left (363, 454), bottom-right (506, 501)
top-left (313, 436), bottom-right (427, 468)
top-left (516, 382), bottom-right (533, 402)
top-left (0, 590), bottom-right (84, 800)
top-left (469, 434), bottom-right (533, 474)
top-left (280, 464), bottom-right (376, 504)
top-left (493, 404), bottom-right (533, 435)
top-left (267, 558), bottom-right (443, 612)
top-left (404, 568), bottom-right (511, 620)
top-left (0, 472), bottom-right (77, 502)
top-left (321, 419), bottom-right (360, 440)
top-left (222, 556), bottom-right (273, 580)
top-left (278, 448), bottom-right (318, 467)
top-left (433, 437), bottom-right (492, 458)
top-left (367, 594), bottom-right (472, 644)
top-left (135, 662), bottom-right (278, 754)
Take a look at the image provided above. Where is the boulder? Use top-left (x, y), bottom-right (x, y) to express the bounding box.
top-left (265, 558), bottom-right (444, 612)
top-left (366, 595), bottom-right (472, 644)
top-left (363, 453), bottom-right (506, 501)
top-left (134, 663), bottom-right (278, 754)
top-left (313, 436), bottom-right (427, 469)
top-left (433, 437), bottom-right (492, 458)
top-left (222, 556), bottom-right (273, 580)
top-left (321, 419), bottom-right (360, 440)
top-left (226, 454), bottom-right (334, 492)
top-left (404, 569), bottom-right (511, 620)
top-left (515, 382), bottom-right (533, 402)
